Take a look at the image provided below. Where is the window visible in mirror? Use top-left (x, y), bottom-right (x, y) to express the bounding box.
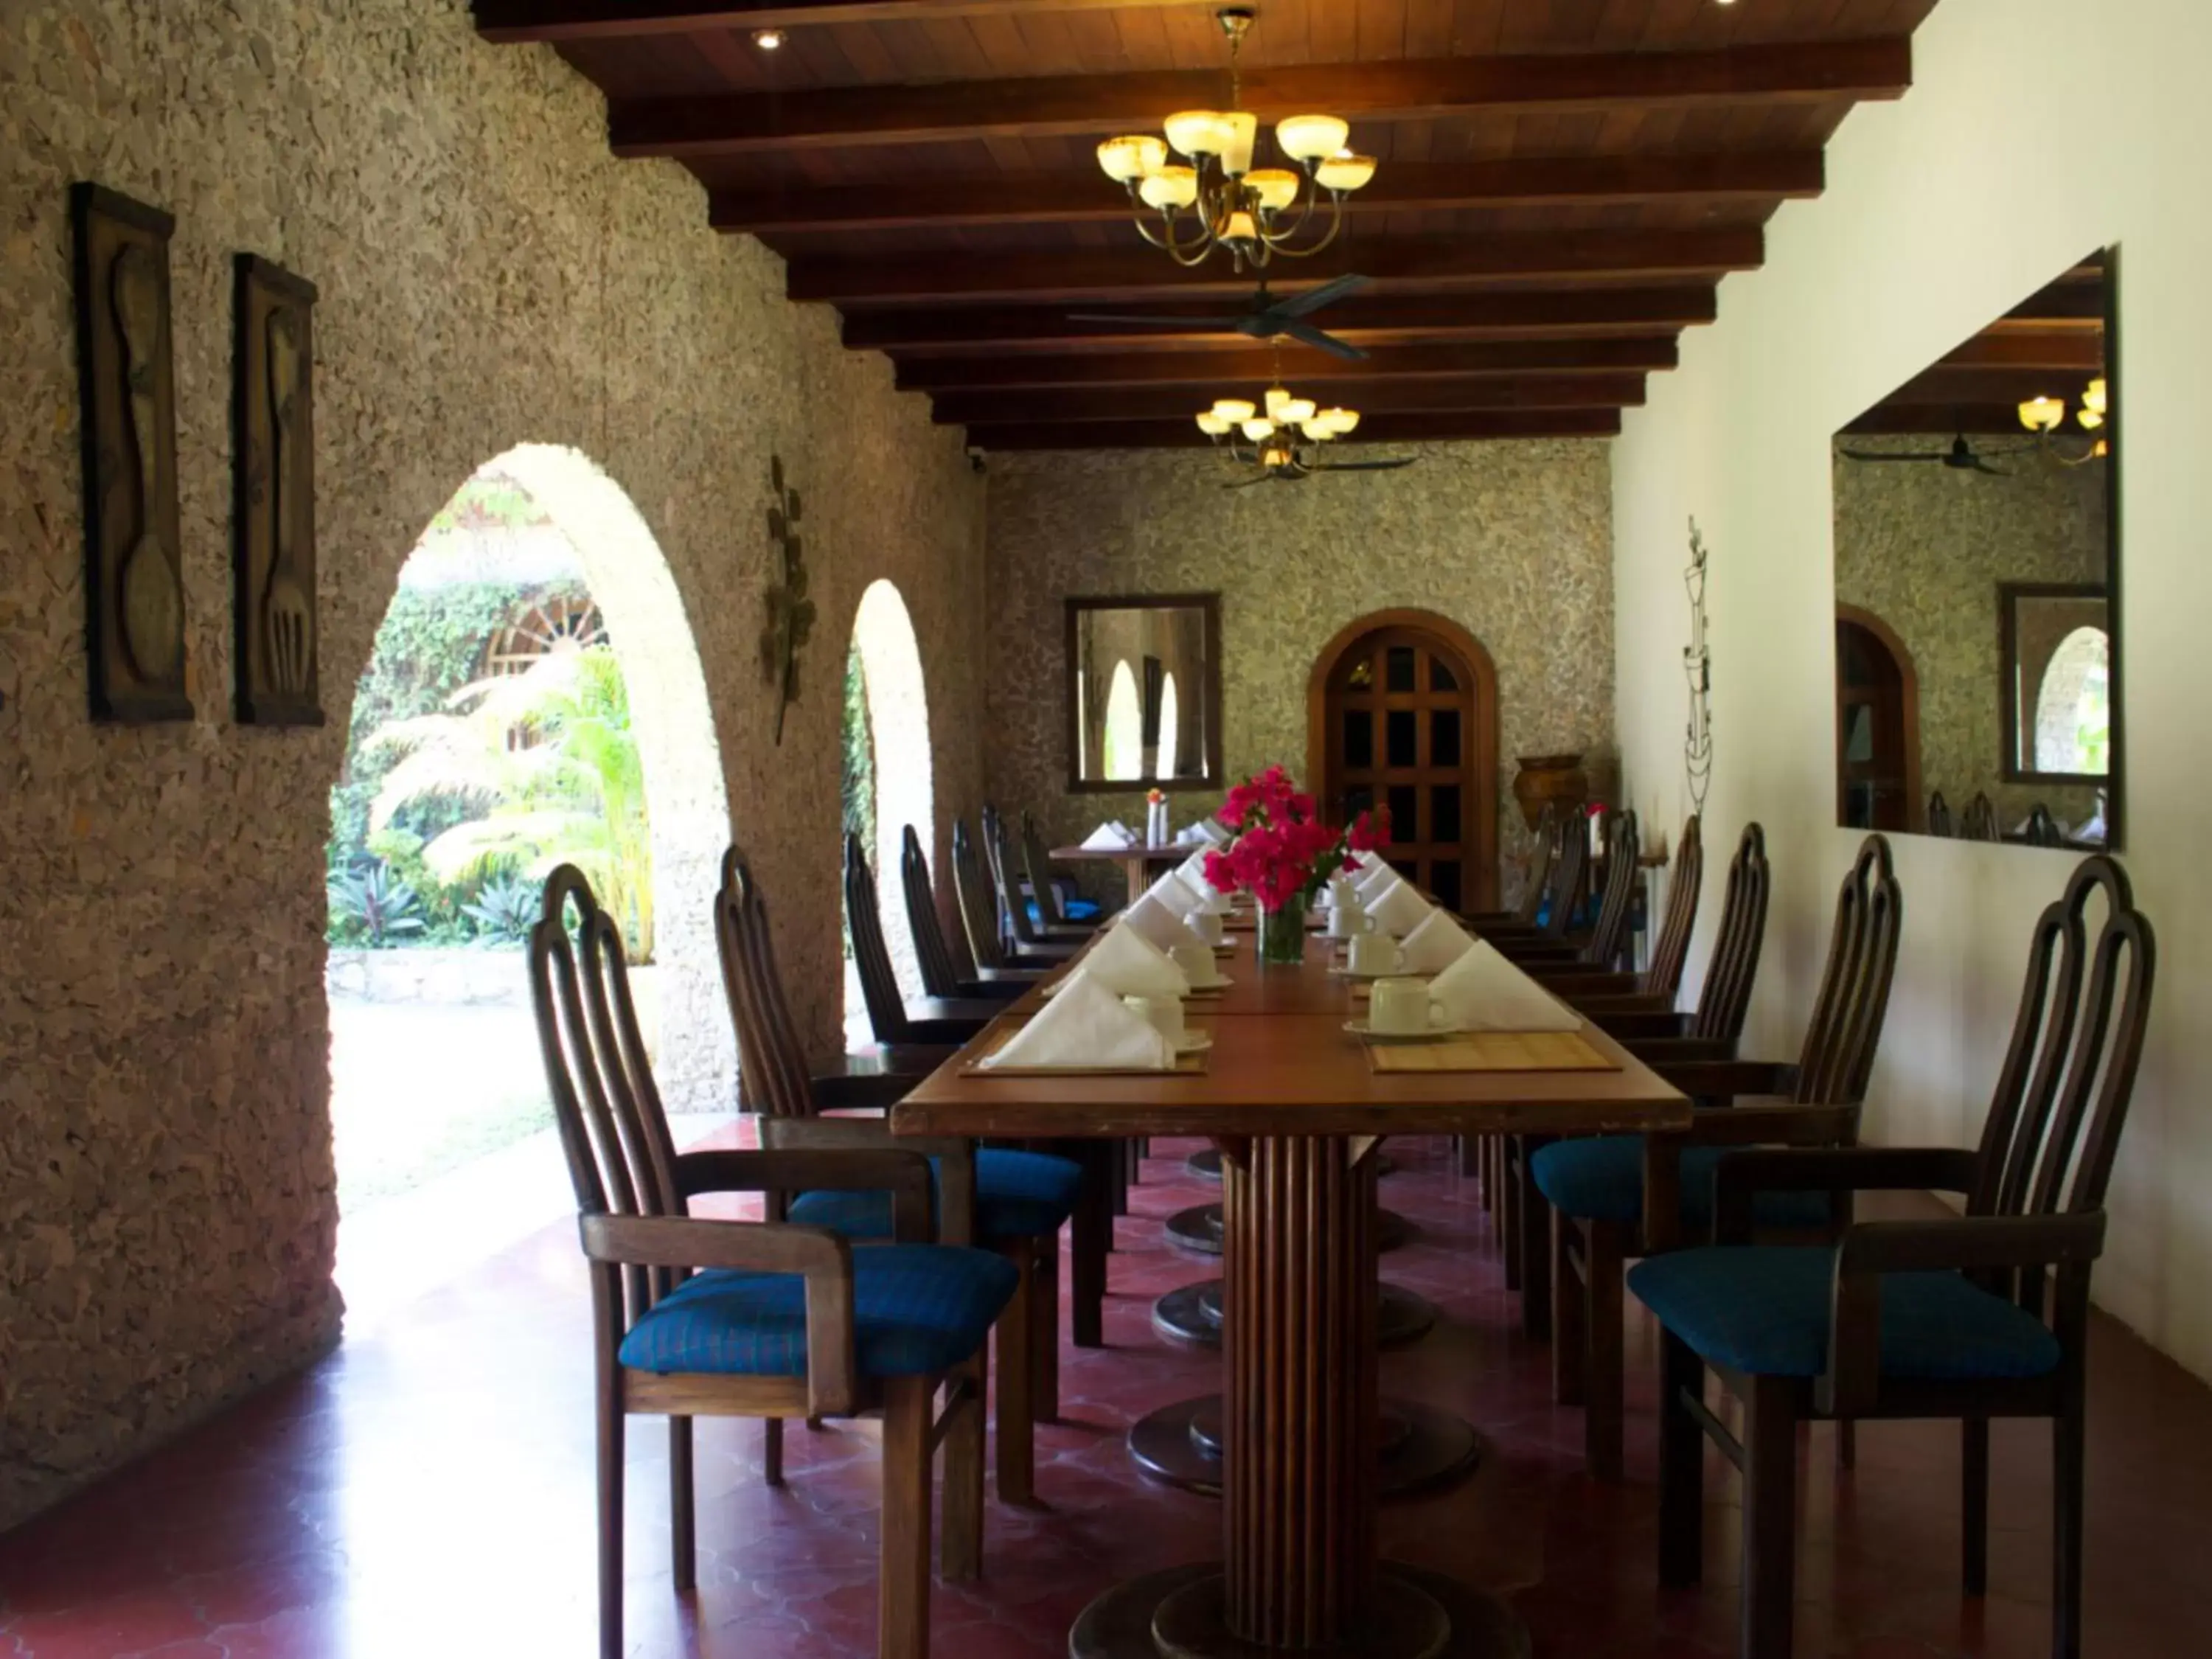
top-left (1158, 672), bottom-right (1180, 781)
top-left (2031, 627), bottom-right (2109, 774)
top-left (1102, 659), bottom-right (1141, 782)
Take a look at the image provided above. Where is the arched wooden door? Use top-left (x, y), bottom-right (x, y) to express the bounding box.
top-left (1307, 610), bottom-right (1499, 913)
top-left (1835, 608), bottom-right (1922, 833)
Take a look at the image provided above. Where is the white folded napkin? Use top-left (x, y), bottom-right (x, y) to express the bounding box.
top-left (1428, 941), bottom-right (1582, 1032)
top-left (1145, 869), bottom-right (1204, 912)
top-left (1355, 862), bottom-right (1401, 901)
top-left (983, 971), bottom-right (1173, 1070)
top-left (1077, 922), bottom-right (1192, 997)
top-left (1174, 824), bottom-right (1207, 845)
top-left (1080, 822), bottom-right (1137, 851)
top-left (1177, 850), bottom-right (1234, 907)
top-left (1347, 848), bottom-right (1382, 872)
top-left (1399, 909), bottom-right (1478, 974)
top-left (1121, 891), bottom-right (1209, 956)
top-left (1370, 880), bottom-right (1433, 938)
top-left (1197, 818), bottom-right (1229, 844)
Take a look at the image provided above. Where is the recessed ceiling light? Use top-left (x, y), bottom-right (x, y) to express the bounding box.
top-left (753, 28), bottom-right (785, 49)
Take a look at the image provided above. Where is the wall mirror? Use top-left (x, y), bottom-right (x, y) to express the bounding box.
top-left (1065, 594), bottom-right (1223, 792)
top-left (1831, 248), bottom-right (2120, 849)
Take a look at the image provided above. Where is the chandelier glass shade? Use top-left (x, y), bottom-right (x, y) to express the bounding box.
top-left (1195, 384), bottom-right (1363, 476)
top-left (1096, 9), bottom-right (1376, 272)
top-left (2017, 376), bottom-right (2111, 463)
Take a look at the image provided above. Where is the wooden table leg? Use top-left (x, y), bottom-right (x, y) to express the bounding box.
top-left (1074, 1136), bottom-right (1523, 1658)
top-left (1071, 1138), bottom-right (1113, 1349)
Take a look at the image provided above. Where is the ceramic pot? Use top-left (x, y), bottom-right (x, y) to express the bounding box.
top-left (1512, 753), bottom-right (1590, 832)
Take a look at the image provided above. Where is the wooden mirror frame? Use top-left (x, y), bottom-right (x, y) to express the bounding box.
top-left (1062, 592), bottom-right (1224, 795)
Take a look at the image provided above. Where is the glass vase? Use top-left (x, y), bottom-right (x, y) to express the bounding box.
top-left (1258, 902), bottom-right (1308, 967)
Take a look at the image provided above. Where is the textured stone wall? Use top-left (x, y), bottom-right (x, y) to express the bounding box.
top-left (981, 441), bottom-right (1617, 902)
top-left (1832, 439), bottom-right (2109, 828)
top-left (0, 0), bottom-right (986, 1528)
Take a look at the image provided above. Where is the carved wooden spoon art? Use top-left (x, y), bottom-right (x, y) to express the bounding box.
top-left (263, 306), bottom-right (313, 698)
top-left (111, 243), bottom-right (181, 684)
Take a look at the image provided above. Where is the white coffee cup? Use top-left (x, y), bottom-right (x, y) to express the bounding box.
top-left (1368, 977), bottom-right (1441, 1036)
top-left (1124, 993), bottom-right (1186, 1043)
top-left (1185, 908), bottom-right (1226, 946)
top-left (1328, 900), bottom-right (1374, 938)
top-left (1168, 942), bottom-right (1220, 987)
top-left (1347, 933), bottom-right (1402, 977)
top-left (1326, 876), bottom-right (1359, 911)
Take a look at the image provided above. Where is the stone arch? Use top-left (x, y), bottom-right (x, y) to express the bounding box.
top-left (851, 579), bottom-right (935, 998)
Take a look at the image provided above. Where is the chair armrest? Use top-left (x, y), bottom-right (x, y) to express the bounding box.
top-left (973, 965), bottom-right (1048, 984)
top-left (1823, 1211), bottom-right (2107, 1416)
top-left (667, 1148), bottom-right (932, 1238)
top-left (1593, 1010), bottom-right (1700, 1043)
top-left (953, 978), bottom-right (1032, 1001)
top-left (1646, 1060), bottom-right (1798, 1103)
top-left (813, 1071), bottom-right (921, 1113)
top-left (742, 1121), bottom-right (981, 1245)
top-left (1638, 1102), bottom-right (1853, 1251)
top-left (1712, 1146), bottom-right (1982, 1244)
top-left (1523, 968), bottom-right (1642, 995)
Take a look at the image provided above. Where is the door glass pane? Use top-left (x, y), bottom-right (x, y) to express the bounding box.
top-left (1432, 785), bottom-right (1462, 844)
top-left (1430, 860), bottom-right (1462, 913)
top-left (1388, 785), bottom-right (1419, 838)
top-left (1385, 709), bottom-right (1417, 768)
top-left (1385, 646), bottom-right (1416, 692)
top-left (1342, 709), bottom-right (1373, 770)
top-left (1341, 785), bottom-right (1374, 822)
top-left (1430, 709), bottom-right (1461, 768)
top-left (1430, 658), bottom-right (1458, 692)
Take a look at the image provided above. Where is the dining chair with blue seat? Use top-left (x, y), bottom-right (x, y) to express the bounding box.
top-left (1020, 811), bottom-right (1106, 928)
top-left (953, 817), bottom-right (1080, 970)
top-left (531, 866), bottom-right (1015, 1659)
top-left (720, 848), bottom-right (1085, 1506)
top-left (900, 824), bottom-right (1034, 1001)
top-left (849, 832), bottom-right (1008, 1046)
top-left (1630, 855), bottom-right (2154, 1659)
top-left (1531, 832), bottom-right (1902, 1481)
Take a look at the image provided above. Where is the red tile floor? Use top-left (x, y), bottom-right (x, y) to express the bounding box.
top-left (4, 1134), bottom-right (2210, 1658)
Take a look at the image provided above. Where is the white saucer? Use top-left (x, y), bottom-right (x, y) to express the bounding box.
top-left (1319, 925), bottom-right (1377, 942)
top-left (1343, 1019), bottom-right (1464, 1044)
top-left (1328, 965), bottom-right (1410, 982)
top-left (1183, 975), bottom-right (1235, 994)
top-left (1171, 1031), bottom-right (1214, 1055)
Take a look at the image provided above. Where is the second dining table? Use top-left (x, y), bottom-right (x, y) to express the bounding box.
top-left (894, 923), bottom-right (1690, 1659)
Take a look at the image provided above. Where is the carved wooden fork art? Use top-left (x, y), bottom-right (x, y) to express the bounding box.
top-left (262, 306), bottom-right (313, 698)
top-left (111, 243), bottom-right (182, 686)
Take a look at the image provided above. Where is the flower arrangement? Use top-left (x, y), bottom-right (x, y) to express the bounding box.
top-left (1203, 764), bottom-right (1388, 929)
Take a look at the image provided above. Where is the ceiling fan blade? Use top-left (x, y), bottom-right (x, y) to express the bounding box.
top-left (1261, 273), bottom-right (1370, 321)
top-left (1839, 449), bottom-right (1951, 463)
top-left (1969, 459), bottom-right (2012, 476)
top-left (1222, 473), bottom-right (1275, 490)
top-left (1065, 312), bottom-right (1242, 327)
top-left (1274, 319), bottom-right (1368, 361)
top-left (1319, 458), bottom-right (1419, 472)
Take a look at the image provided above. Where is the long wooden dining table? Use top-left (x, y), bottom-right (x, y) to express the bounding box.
top-left (894, 929), bottom-right (1689, 1658)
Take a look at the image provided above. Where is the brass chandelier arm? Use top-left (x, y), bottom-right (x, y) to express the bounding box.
top-left (1249, 192), bottom-right (1347, 261)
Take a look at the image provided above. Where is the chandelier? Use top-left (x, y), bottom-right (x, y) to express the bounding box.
top-left (1096, 8), bottom-right (1377, 274)
top-left (2017, 376), bottom-right (2110, 465)
top-left (1192, 379), bottom-right (1410, 481)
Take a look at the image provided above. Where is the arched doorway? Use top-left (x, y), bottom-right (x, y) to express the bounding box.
top-left (326, 444), bottom-right (730, 1324)
top-left (1835, 606), bottom-right (1922, 832)
top-left (848, 580), bottom-right (934, 1015)
top-left (1307, 610), bottom-right (1500, 914)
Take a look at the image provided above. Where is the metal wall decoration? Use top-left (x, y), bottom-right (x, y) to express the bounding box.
top-left (1683, 517), bottom-right (1713, 813)
top-left (757, 454), bottom-right (814, 745)
top-left (231, 254), bottom-right (324, 725)
top-left (72, 184), bottom-right (192, 723)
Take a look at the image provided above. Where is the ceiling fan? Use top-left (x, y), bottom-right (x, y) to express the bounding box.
top-left (1068, 271), bottom-right (1374, 361)
top-left (1838, 433), bottom-right (2017, 476)
top-left (1225, 453), bottom-right (1416, 487)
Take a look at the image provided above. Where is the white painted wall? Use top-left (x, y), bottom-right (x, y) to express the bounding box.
top-left (1613, 0), bottom-right (2212, 1382)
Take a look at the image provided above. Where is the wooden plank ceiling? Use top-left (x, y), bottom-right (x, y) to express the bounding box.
top-left (474, 0), bottom-right (1947, 451)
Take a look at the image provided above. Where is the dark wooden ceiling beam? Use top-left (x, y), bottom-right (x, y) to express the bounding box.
top-left (710, 152), bottom-right (1823, 234)
top-left (846, 285), bottom-right (1721, 354)
top-left (967, 410), bottom-right (1624, 450)
top-left (1841, 405), bottom-right (2041, 437)
top-left (475, 0), bottom-right (1219, 41)
top-left (1888, 366), bottom-right (2105, 408)
top-left (794, 229), bottom-right (1761, 305)
top-left (929, 374), bottom-right (1646, 427)
top-left (895, 337), bottom-right (1679, 393)
top-left (611, 40), bottom-right (1911, 156)
top-left (1940, 333), bottom-right (2107, 372)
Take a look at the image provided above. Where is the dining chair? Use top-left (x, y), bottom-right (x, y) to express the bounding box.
top-left (1927, 791), bottom-right (1954, 836)
top-left (1531, 833), bottom-right (1903, 1480)
top-left (848, 832), bottom-right (1008, 1046)
top-left (951, 818), bottom-right (1076, 970)
top-left (1963, 791), bottom-right (2001, 841)
top-left (717, 852), bottom-right (1084, 1506)
top-left (1489, 810), bottom-right (1641, 970)
top-left (1472, 808), bottom-right (1590, 941)
top-left (901, 826), bottom-right (1033, 1001)
top-left (1462, 802), bottom-right (1559, 929)
top-left (2023, 803), bottom-right (2065, 846)
top-left (984, 810), bottom-right (1091, 958)
top-left (531, 866), bottom-right (1016, 1659)
top-left (1630, 855), bottom-right (2154, 1659)
top-left (1021, 811), bottom-right (1105, 928)
top-left (1529, 814), bottom-right (1704, 1003)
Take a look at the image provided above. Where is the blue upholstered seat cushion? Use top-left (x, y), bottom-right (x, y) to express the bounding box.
top-left (1627, 1245), bottom-right (2063, 1381)
top-left (786, 1148), bottom-right (1083, 1245)
top-left (617, 1243), bottom-right (1018, 1379)
top-left (1026, 898), bottom-right (1102, 926)
top-left (1531, 1134), bottom-right (1833, 1234)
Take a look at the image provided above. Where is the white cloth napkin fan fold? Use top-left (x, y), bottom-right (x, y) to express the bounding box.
top-left (1121, 891), bottom-right (1209, 956)
top-left (1074, 923), bottom-right (1191, 997)
top-left (1399, 910), bottom-right (1477, 974)
top-left (1369, 880), bottom-right (1433, 939)
top-left (1427, 941), bottom-right (1582, 1032)
top-left (983, 971), bottom-right (1173, 1069)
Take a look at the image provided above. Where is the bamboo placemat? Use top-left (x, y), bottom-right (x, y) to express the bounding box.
top-left (959, 1023), bottom-right (1211, 1077)
top-left (1363, 1029), bottom-right (1618, 1074)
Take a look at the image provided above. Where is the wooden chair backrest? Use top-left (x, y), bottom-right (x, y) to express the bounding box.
top-left (1790, 834), bottom-right (1904, 1105)
top-left (988, 810), bottom-right (1048, 947)
top-left (2023, 804), bottom-right (2064, 846)
top-left (1540, 810), bottom-right (1591, 940)
top-left (950, 818), bottom-right (1006, 970)
top-left (844, 832), bottom-right (911, 1045)
top-left (1972, 856), bottom-right (2154, 1228)
top-left (529, 865), bottom-right (684, 1325)
top-left (714, 845), bottom-right (819, 1121)
top-left (1021, 813), bottom-right (1072, 927)
top-left (1514, 804), bottom-right (1559, 925)
top-left (1644, 814), bottom-right (1703, 999)
top-left (1927, 791), bottom-right (1953, 837)
top-left (1580, 809), bottom-right (1641, 967)
top-left (900, 824), bottom-right (964, 998)
top-left (1687, 823), bottom-right (1770, 1044)
top-left (1962, 792), bottom-right (2000, 841)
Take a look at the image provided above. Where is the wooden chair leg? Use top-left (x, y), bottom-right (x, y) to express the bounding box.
top-left (2054, 1395), bottom-right (2086, 1659)
top-left (1742, 1375), bottom-right (1799, 1659)
top-left (995, 1239), bottom-right (1037, 1506)
top-left (1961, 1416), bottom-right (1989, 1597)
top-left (1584, 1220), bottom-right (1626, 1483)
top-left (1033, 1226), bottom-right (1061, 1423)
top-left (763, 1417), bottom-right (785, 1486)
top-left (1837, 1419), bottom-right (1857, 1469)
top-left (880, 1375), bottom-right (935, 1659)
top-left (1458, 1134), bottom-right (1480, 1180)
top-left (596, 1363), bottom-right (625, 1659)
top-left (1486, 1138), bottom-right (1506, 1235)
top-left (939, 1354), bottom-right (985, 1582)
top-left (669, 1415), bottom-right (696, 1591)
top-left (1501, 1141), bottom-right (1523, 1292)
top-left (1517, 1138), bottom-right (1553, 1340)
top-left (1658, 1331), bottom-right (1705, 1588)
top-left (1549, 1209), bottom-right (1586, 1406)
